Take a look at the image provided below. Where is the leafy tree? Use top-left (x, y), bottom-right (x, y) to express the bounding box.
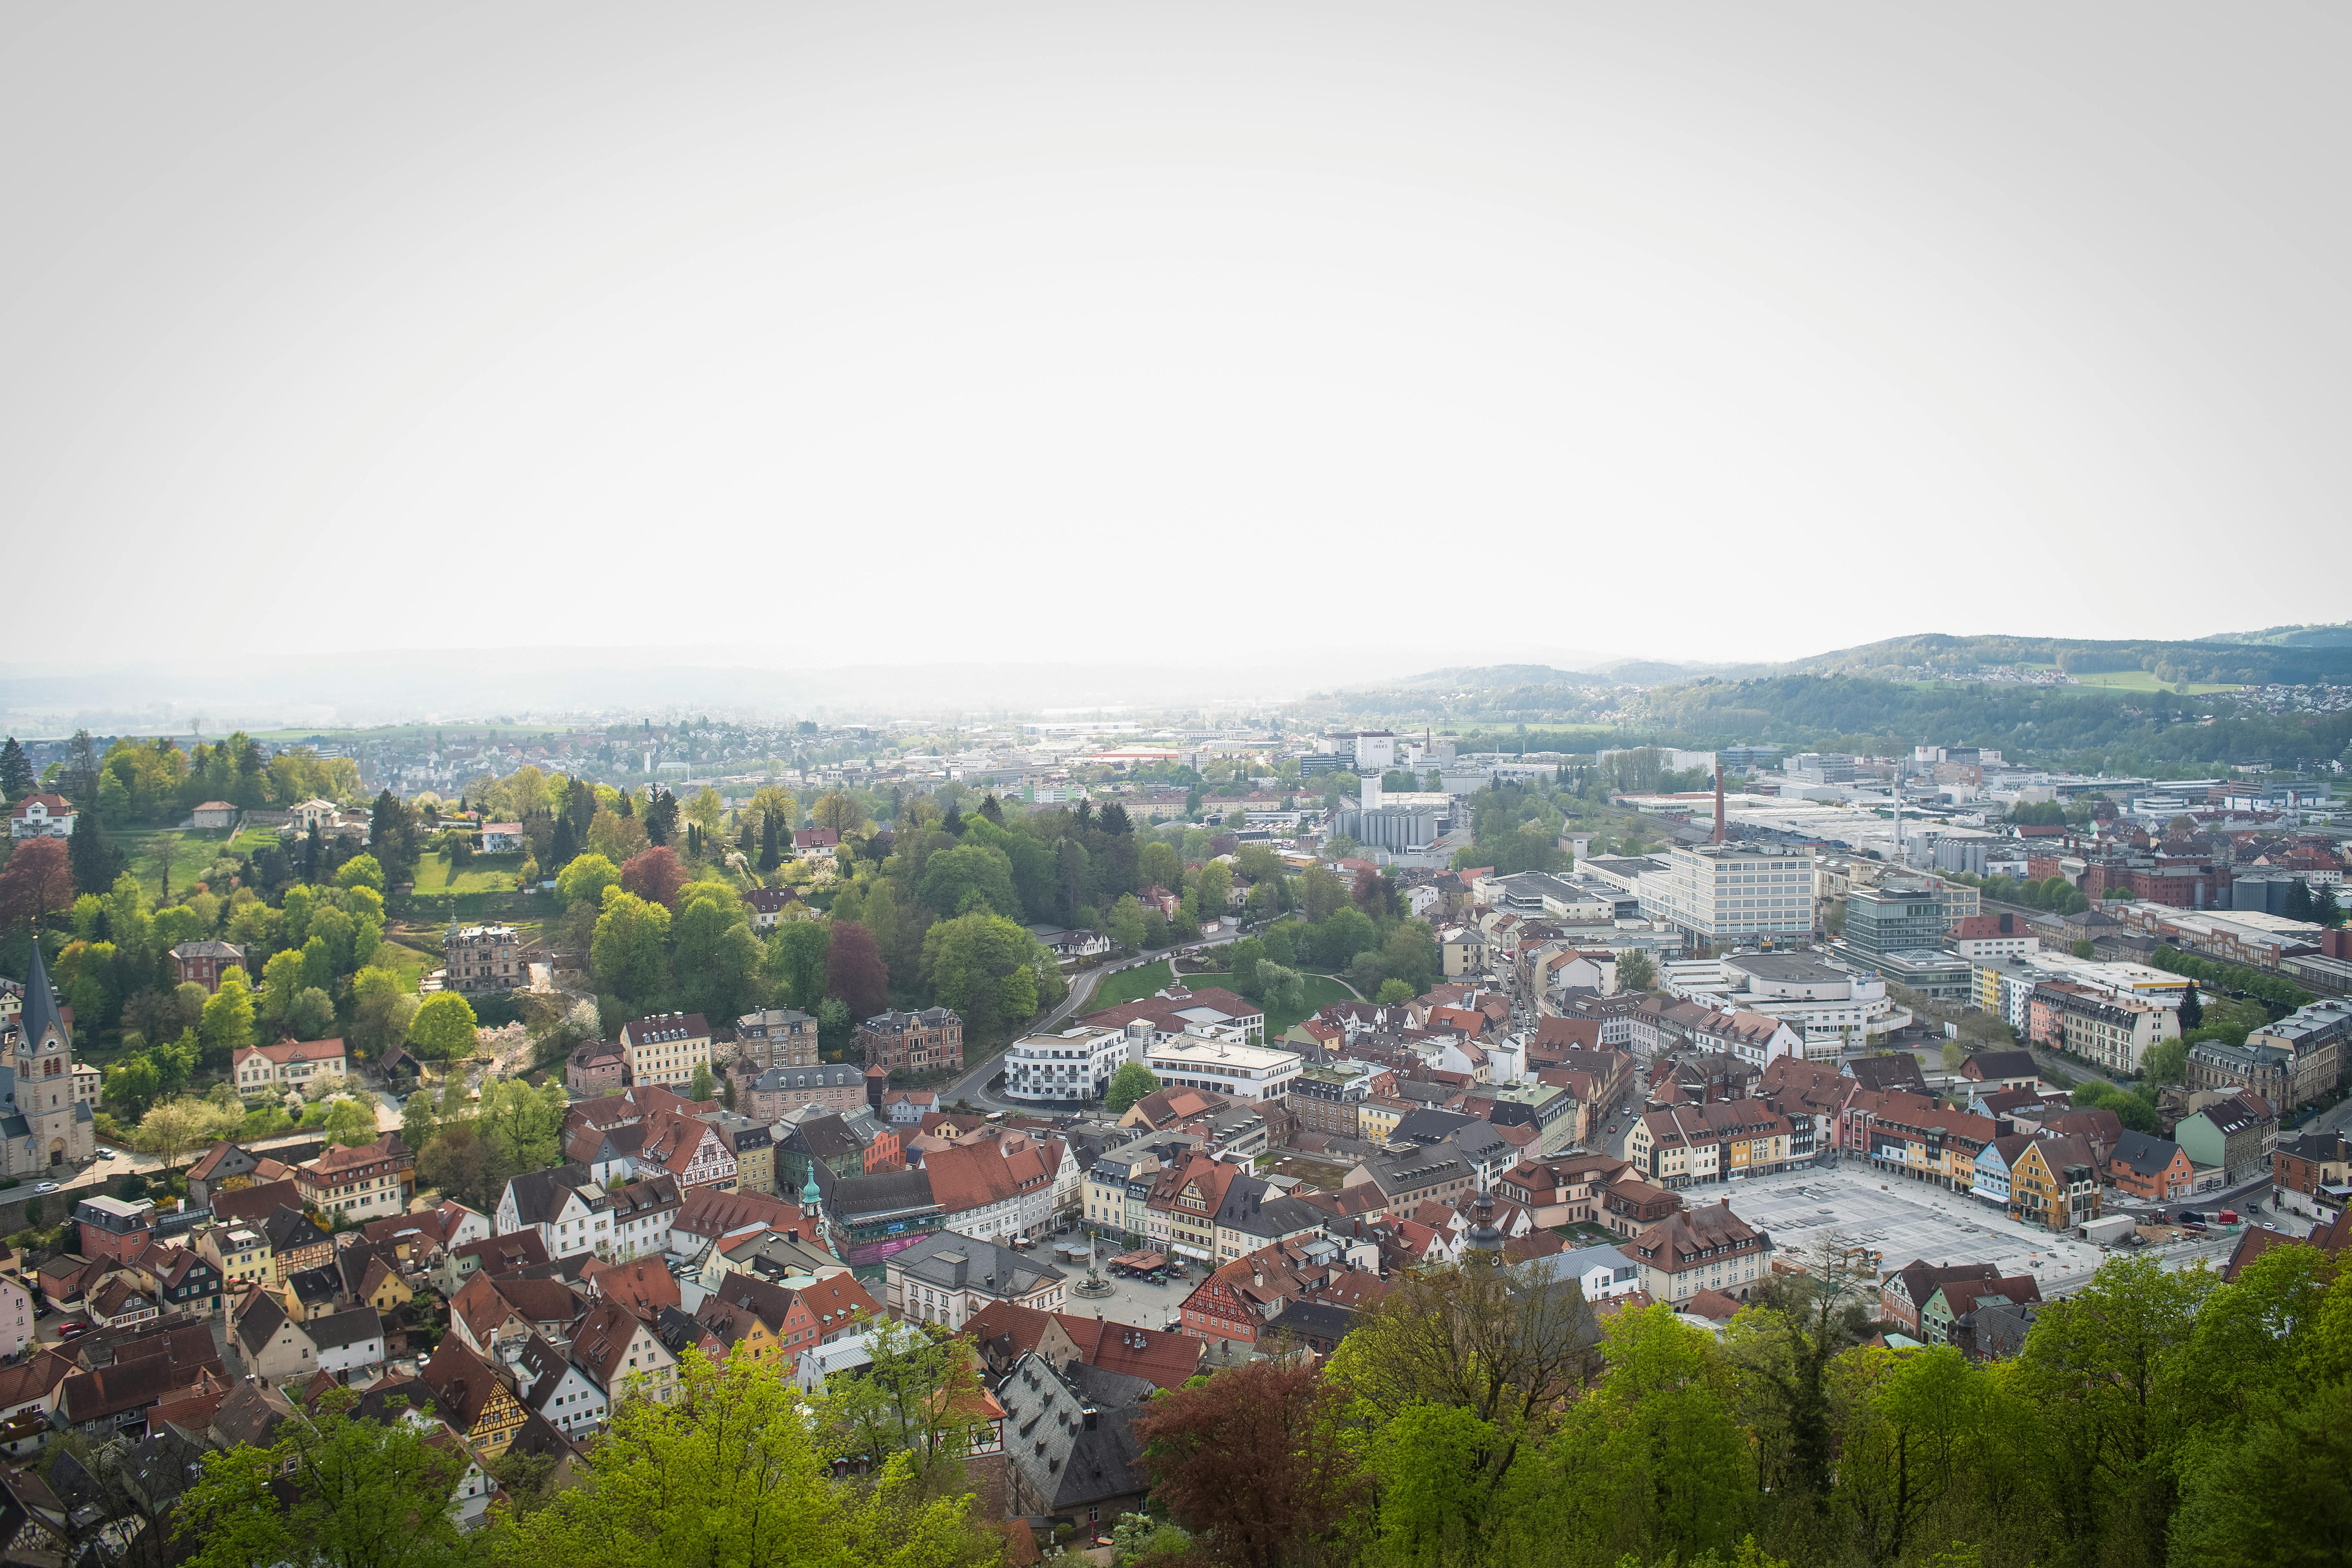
top-left (368, 788), bottom-right (420, 882)
top-left (825, 919), bottom-right (891, 1020)
top-left (916, 843), bottom-right (1022, 921)
top-left (1105, 1061), bottom-right (1160, 1114)
top-left (591, 889), bottom-right (672, 1006)
top-left (555, 851), bottom-right (620, 910)
top-left (408, 991), bottom-right (481, 1062)
top-left (350, 965), bottom-right (419, 1056)
top-left (475, 1076), bottom-right (570, 1172)
top-left (1617, 950), bottom-right (1657, 993)
top-left (198, 965), bottom-right (255, 1062)
top-left (811, 790), bottom-right (862, 836)
top-left (619, 845), bottom-right (688, 910)
top-left (1134, 1358), bottom-right (1363, 1568)
top-left (1256, 962), bottom-right (1305, 1017)
top-left (1106, 894), bottom-right (1147, 954)
top-left (0, 836), bottom-right (73, 930)
top-left (1724, 1237), bottom-right (1877, 1501)
top-left (764, 920), bottom-right (830, 1009)
top-left (287, 985), bottom-right (336, 1041)
top-left (478, 1346), bottom-right (994, 1568)
top-left (174, 1384), bottom-right (470, 1568)
top-left (1376, 978), bottom-right (1416, 1005)
top-left (319, 1094), bottom-right (380, 1148)
top-left (131, 1096), bottom-right (242, 1173)
top-left (1529, 1305), bottom-right (1752, 1561)
top-left (921, 913), bottom-right (1055, 1042)
top-left (688, 1061), bottom-right (716, 1103)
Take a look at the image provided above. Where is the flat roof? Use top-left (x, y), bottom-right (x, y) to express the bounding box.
top-left (1145, 1034), bottom-right (1302, 1071)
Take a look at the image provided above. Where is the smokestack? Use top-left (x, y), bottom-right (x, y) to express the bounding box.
top-left (1362, 773), bottom-right (1382, 812)
top-left (1713, 767), bottom-right (1726, 845)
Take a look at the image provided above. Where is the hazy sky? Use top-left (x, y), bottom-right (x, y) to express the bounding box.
top-left (6, 2), bottom-right (2348, 673)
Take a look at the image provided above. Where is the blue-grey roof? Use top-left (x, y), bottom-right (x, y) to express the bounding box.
top-left (1530, 1243), bottom-right (1638, 1283)
top-left (18, 946), bottom-right (66, 1049)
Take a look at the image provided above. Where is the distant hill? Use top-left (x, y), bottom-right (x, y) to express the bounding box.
top-left (2195, 621), bottom-right (2352, 650)
top-left (1372, 659), bottom-right (1745, 692)
top-left (1776, 632), bottom-right (2352, 687)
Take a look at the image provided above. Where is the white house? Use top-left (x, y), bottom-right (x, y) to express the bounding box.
top-left (232, 1038), bottom-right (349, 1098)
top-left (7, 795), bottom-right (75, 841)
top-left (479, 822), bottom-right (526, 853)
top-left (496, 1165), bottom-right (617, 1261)
top-left (515, 1332), bottom-right (610, 1437)
top-left (1002, 1025), bottom-right (1131, 1105)
top-left (1530, 1243), bottom-right (1644, 1302)
top-left (311, 1307), bottom-right (387, 1378)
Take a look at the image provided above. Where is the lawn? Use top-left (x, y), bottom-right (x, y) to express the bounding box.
top-left (1185, 969), bottom-right (1356, 1037)
top-left (116, 830), bottom-right (232, 901)
top-left (412, 851), bottom-right (525, 896)
top-left (374, 936), bottom-right (442, 993)
top-left (2067, 670), bottom-right (2244, 695)
top-left (1088, 960), bottom-right (1173, 1009)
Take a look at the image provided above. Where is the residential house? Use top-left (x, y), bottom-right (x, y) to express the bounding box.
top-left (2008, 1135), bottom-right (2103, 1232)
top-left (230, 1290), bottom-right (323, 1386)
top-left (885, 1232), bottom-right (1067, 1329)
top-left (168, 940), bottom-right (245, 993)
top-left (1625, 1100), bottom-right (1800, 1189)
top-left (496, 1164), bottom-right (618, 1260)
top-left (1920, 1273), bottom-right (2043, 1348)
top-left (7, 795), bottom-right (75, 840)
top-left (619, 1013), bottom-right (713, 1089)
top-left (565, 1043), bottom-right (628, 1096)
top-left (570, 1300), bottom-right (680, 1410)
top-left (448, 1273), bottom-right (585, 1358)
top-left (2109, 1131), bottom-right (2196, 1202)
top-left (1880, 1259), bottom-right (2002, 1334)
top-left (1625, 1202), bottom-right (1771, 1306)
top-left (857, 1007), bottom-right (965, 1074)
top-left (996, 1352), bottom-right (1153, 1528)
top-left (741, 888), bottom-right (802, 930)
top-left (294, 1133), bottom-right (414, 1222)
top-left (515, 1331), bottom-right (608, 1437)
top-left (436, 1232), bottom-right (553, 1298)
top-left (637, 1110), bottom-right (739, 1193)
top-left (740, 1062), bottom-right (869, 1121)
top-left (195, 1221), bottom-right (275, 1293)
top-left (132, 1242), bottom-right (225, 1319)
top-left (310, 1306), bottom-right (388, 1379)
top-left (420, 1337), bottom-right (531, 1457)
top-left (1528, 1242), bottom-right (1646, 1302)
top-left (442, 923), bottom-right (524, 996)
top-left (261, 1209), bottom-right (333, 1279)
top-left (231, 1038), bottom-right (349, 1100)
top-left (2172, 1095), bottom-right (2278, 1186)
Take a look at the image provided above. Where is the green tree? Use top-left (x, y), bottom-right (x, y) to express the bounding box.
top-left (334, 853), bottom-right (385, 893)
top-left (920, 912), bottom-right (1051, 1042)
top-left (1105, 1061), bottom-right (1160, 1114)
top-left (917, 843), bottom-right (1023, 920)
top-left (407, 991), bottom-right (480, 1062)
top-left (1376, 978), bottom-right (1416, 1005)
top-left (349, 965), bottom-right (418, 1056)
top-left (0, 737), bottom-right (33, 801)
top-left (287, 985), bottom-right (336, 1041)
top-left (555, 851), bottom-right (621, 910)
top-left (673, 890), bottom-right (764, 1021)
top-left (198, 965), bottom-right (255, 1063)
top-left (174, 1385), bottom-right (469, 1568)
top-left (480, 1347), bottom-right (993, 1568)
top-left (1616, 950), bottom-right (1657, 993)
top-left (764, 920), bottom-right (830, 1009)
top-left (1107, 894), bottom-right (1147, 954)
top-left (590, 888), bottom-right (673, 1006)
top-left (475, 1076), bottom-right (570, 1171)
top-left (689, 1061), bottom-right (716, 1103)
top-left (68, 804), bottom-right (127, 894)
top-left (131, 1095), bottom-right (242, 1173)
top-left (319, 1094), bottom-right (380, 1148)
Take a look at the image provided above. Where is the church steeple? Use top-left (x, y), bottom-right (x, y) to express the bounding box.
top-left (19, 944), bottom-right (66, 1051)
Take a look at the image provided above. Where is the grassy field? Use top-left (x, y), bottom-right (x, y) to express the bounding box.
top-left (116, 830), bottom-right (228, 900)
top-left (2068, 670), bottom-right (2245, 695)
top-left (412, 851), bottom-right (526, 896)
top-left (1088, 960), bottom-right (1173, 1009)
top-left (1184, 969), bottom-right (1355, 1036)
top-left (374, 935), bottom-right (443, 992)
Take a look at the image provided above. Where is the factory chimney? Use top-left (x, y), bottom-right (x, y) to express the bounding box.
top-left (1713, 764), bottom-right (1726, 844)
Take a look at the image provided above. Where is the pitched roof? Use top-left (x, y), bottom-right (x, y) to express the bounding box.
top-left (211, 1179), bottom-right (306, 1226)
top-left (421, 1338), bottom-right (515, 1430)
top-left (2111, 1131), bottom-right (2187, 1178)
top-left (1053, 1314), bottom-right (1205, 1390)
top-left (570, 1300), bottom-right (659, 1390)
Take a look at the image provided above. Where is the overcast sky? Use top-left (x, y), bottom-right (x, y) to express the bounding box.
top-left (5, 2), bottom-right (2347, 674)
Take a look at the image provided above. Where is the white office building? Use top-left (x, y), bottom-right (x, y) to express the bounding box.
top-left (1638, 845), bottom-right (1818, 949)
top-left (1144, 1033), bottom-right (1302, 1105)
top-left (1002, 1025), bottom-right (1133, 1105)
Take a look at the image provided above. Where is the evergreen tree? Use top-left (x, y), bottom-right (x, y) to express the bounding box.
top-left (644, 788), bottom-right (678, 846)
top-left (758, 813), bottom-right (781, 872)
top-left (0, 737), bottom-right (32, 801)
top-left (942, 803), bottom-right (964, 836)
top-left (2285, 878), bottom-right (2317, 922)
top-left (368, 789), bottom-right (418, 882)
top-left (979, 793), bottom-right (1004, 824)
top-left (2179, 980), bottom-right (2203, 1031)
top-left (68, 806), bottom-right (126, 894)
top-left (618, 788), bottom-right (635, 819)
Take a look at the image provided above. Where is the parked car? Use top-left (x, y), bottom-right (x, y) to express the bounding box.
top-left (32, 1182), bottom-right (58, 1196)
top-left (2178, 1211), bottom-right (2205, 1224)
top-left (55, 1322), bottom-right (87, 1341)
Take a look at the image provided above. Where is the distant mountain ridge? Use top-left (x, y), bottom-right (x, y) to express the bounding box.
top-left (2196, 621), bottom-right (2352, 649)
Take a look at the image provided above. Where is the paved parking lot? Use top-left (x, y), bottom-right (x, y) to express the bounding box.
top-left (1727, 1163), bottom-right (2111, 1296)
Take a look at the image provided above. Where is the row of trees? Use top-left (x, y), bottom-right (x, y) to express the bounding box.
top-left (1126, 1242), bottom-right (2350, 1568)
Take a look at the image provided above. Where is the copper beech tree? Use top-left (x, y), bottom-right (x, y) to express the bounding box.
top-left (1133, 1358), bottom-right (1363, 1568)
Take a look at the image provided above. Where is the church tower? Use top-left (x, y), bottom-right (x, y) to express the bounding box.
top-left (4, 948), bottom-right (94, 1174)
